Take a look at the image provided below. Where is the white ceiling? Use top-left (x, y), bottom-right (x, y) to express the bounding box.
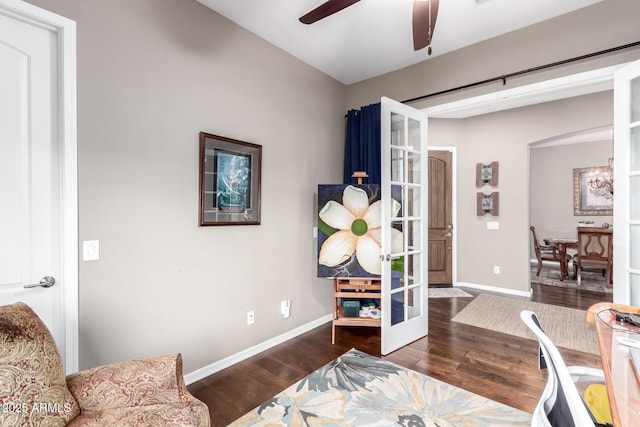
top-left (196, 0), bottom-right (604, 85)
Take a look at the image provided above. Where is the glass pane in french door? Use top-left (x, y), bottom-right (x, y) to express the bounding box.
top-left (630, 77), bottom-right (640, 304)
top-left (631, 176), bottom-right (640, 221)
top-left (631, 76), bottom-right (640, 123)
top-left (631, 125), bottom-right (640, 172)
top-left (630, 225), bottom-right (640, 270)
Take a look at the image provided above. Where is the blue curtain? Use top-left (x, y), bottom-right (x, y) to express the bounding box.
top-left (343, 103), bottom-right (381, 185)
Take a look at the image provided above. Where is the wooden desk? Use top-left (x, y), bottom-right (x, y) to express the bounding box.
top-left (594, 310), bottom-right (640, 426)
top-left (545, 238), bottom-right (578, 281)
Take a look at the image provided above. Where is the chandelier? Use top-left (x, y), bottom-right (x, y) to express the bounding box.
top-left (588, 157), bottom-right (614, 199)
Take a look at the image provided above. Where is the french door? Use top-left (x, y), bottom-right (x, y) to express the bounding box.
top-left (613, 59), bottom-right (640, 305)
top-left (380, 97), bottom-right (429, 355)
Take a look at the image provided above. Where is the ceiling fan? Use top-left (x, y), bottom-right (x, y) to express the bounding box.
top-left (299, 0), bottom-right (439, 54)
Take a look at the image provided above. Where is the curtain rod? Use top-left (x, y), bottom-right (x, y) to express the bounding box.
top-left (401, 41), bottom-right (640, 105)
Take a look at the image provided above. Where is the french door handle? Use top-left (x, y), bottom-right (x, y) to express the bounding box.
top-left (443, 232), bottom-right (453, 237)
top-left (24, 276), bottom-right (56, 289)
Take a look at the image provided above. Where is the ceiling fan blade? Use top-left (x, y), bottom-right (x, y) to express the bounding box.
top-left (412, 0), bottom-right (439, 52)
top-left (299, 0), bottom-right (361, 25)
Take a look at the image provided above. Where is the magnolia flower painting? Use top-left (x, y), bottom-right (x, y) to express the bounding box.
top-left (317, 185), bottom-right (403, 277)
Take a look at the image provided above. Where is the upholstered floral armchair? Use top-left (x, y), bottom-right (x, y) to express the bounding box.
top-left (0, 302), bottom-right (210, 426)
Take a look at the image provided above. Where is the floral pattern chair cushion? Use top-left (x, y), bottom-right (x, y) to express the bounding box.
top-left (0, 302), bottom-right (81, 426)
top-left (0, 302), bottom-right (210, 426)
top-left (66, 354), bottom-right (210, 426)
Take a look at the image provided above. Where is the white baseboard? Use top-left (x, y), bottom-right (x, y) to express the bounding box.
top-left (185, 281), bottom-right (532, 384)
top-left (184, 314), bottom-right (333, 385)
top-left (455, 282), bottom-right (532, 298)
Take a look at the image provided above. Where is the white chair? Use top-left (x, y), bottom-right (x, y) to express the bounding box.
top-left (520, 310), bottom-right (611, 426)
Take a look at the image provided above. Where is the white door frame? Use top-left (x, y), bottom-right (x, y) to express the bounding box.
top-left (424, 64), bottom-right (625, 120)
top-left (424, 63), bottom-right (629, 296)
top-left (1, 0), bottom-right (79, 373)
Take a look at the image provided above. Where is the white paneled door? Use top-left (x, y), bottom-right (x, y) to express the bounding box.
top-left (0, 0), bottom-right (78, 373)
top-left (614, 59), bottom-right (640, 306)
top-left (380, 97), bottom-right (428, 355)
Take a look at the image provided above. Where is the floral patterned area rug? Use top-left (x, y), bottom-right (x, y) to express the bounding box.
top-left (530, 263), bottom-right (612, 294)
top-left (228, 349), bottom-right (531, 426)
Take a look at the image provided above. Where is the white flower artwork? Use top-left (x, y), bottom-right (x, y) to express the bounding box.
top-left (317, 185), bottom-right (402, 277)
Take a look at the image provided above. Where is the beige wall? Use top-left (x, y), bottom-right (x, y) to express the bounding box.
top-left (531, 137), bottom-right (614, 259)
top-left (26, 0), bottom-right (345, 373)
top-left (25, 0), bottom-right (640, 376)
top-left (347, 0), bottom-right (640, 294)
top-left (428, 91), bottom-right (613, 293)
top-left (347, 0), bottom-right (640, 110)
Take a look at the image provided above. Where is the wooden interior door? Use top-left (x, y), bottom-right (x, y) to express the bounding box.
top-left (428, 150), bottom-right (453, 284)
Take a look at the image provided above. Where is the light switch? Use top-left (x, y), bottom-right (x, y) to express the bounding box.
top-left (281, 299), bottom-right (290, 318)
top-left (83, 240), bottom-right (99, 261)
top-left (487, 221), bottom-right (499, 230)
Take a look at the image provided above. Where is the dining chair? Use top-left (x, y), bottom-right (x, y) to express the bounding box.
top-left (574, 227), bottom-right (613, 285)
top-left (530, 226), bottom-right (571, 276)
top-left (520, 310), bottom-right (613, 426)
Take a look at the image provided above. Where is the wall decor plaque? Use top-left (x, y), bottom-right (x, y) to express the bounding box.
top-left (476, 162), bottom-right (499, 187)
top-left (477, 192), bottom-right (499, 216)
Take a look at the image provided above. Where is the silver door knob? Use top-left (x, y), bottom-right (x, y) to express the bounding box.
top-left (24, 276), bottom-right (56, 289)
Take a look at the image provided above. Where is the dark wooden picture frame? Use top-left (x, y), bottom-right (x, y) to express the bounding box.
top-left (476, 162), bottom-right (499, 187)
top-left (199, 132), bottom-right (262, 226)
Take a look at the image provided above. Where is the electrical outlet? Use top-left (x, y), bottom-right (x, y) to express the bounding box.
top-left (247, 310), bottom-right (255, 325)
top-left (493, 266), bottom-right (500, 274)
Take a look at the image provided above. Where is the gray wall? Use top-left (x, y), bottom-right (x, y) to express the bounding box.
top-left (346, 0), bottom-right (640, 110)
top-left (25, 0), bottom-right (640, 375)
top-left (427, 91), bottom-right (613, 293)
top-left (26, 0), bottom-right (345, 373)
top-left (347, 0), bottom-right (640, 294)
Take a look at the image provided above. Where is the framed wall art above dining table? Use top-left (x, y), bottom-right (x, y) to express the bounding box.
top-left (573, 165), bottom-right (613, 216)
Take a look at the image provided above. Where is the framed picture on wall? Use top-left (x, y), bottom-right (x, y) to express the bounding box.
top-left (573, 166), bottom-right (613, 216)
top-left (199, 132), bottom-right (262, 226)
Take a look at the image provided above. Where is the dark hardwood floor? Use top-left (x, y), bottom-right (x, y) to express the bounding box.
top-left (188, 284), bottom-right (612, 426)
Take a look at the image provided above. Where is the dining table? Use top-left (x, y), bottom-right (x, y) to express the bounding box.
top-left (544, 237), bottom-right (578, 281)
